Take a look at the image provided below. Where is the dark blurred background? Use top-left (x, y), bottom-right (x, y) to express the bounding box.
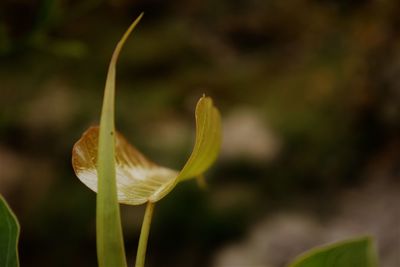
top-left (0, 0), bottom-right (399, 266)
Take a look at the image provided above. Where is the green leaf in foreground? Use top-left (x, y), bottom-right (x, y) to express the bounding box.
top-left (287, 236), bottom-right (378, 267)
top-left (96, 13), bottom-right (143, 267)
top-left (0, 195), bottom-right (20, 267)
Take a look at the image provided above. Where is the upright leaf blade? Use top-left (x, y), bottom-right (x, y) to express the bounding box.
top-left (287, 236), bottom-right (378, 267)
top-left (96, 13), bottom-right (143, 267)
top-left (0, 195), bottom-right (20, 267)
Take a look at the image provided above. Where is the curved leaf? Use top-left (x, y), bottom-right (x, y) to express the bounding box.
top-left (287, 236), bottom-right (378, 267)
top-left (0, 195), bottom-right (20, 267)
top-left (178, 96), bottom-right (221, 181)
top-left (73, 126), bottom-right (178, 205)
top-left (72, 96), bottom-right (221, 205)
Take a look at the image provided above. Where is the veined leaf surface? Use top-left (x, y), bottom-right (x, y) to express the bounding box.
top-left (0, 195), bottom-right (20, 267)
top-left (287, 236), bottom-right (378, 267)
top-left (72, 96), bottom-right (221, 205)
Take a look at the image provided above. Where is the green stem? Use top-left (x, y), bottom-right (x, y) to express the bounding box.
top-left (135, 201), bottom-right (155, 267)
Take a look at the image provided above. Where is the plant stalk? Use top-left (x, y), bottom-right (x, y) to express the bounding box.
top-left (135, 201), bottom-right (155, 267)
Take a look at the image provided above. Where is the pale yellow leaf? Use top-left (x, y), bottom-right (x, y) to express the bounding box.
top-left (73, 126), bottom-right (178, 205)
top-left (72, 95), bottom-right (221, 204)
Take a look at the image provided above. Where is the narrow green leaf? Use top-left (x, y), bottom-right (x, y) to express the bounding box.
top-left (0, 195), bottom-right (20, 267)
top-left (96, 13), bottom-right (143, 267)
top-left (287, 236), bottom-right (378, 267)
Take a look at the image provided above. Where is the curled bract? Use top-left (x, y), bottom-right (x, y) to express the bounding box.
top-left (72, 96), bottom-right (221, 205)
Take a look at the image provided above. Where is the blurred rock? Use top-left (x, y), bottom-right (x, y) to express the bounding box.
top-left (213, 213), bottom-right (323, 267)
top-left (221, 108), bottom-right (281, 163)
top-left (213, 177), bottom-right (400, 267)
top-left (0, 146), bottom-right (24, 195)
top-left (22, 79), bottom-right (78, 131)
top-left (0, 145), bottom-right (55, 213)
